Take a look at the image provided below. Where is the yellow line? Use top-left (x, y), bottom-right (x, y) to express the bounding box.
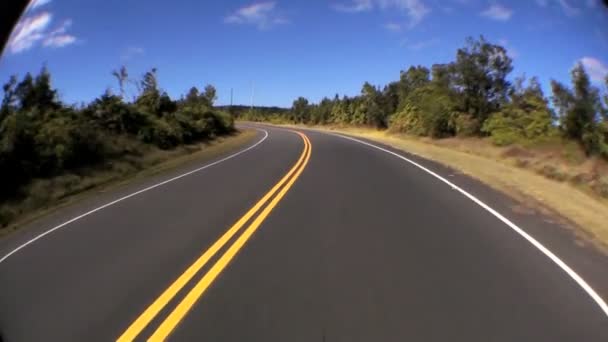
top-left (117, 132), bottom-right (310, 342)
top-left (148, 135), bottom-right (312, 341)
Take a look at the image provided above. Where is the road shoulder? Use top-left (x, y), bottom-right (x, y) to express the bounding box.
top-left (0, 128), bottom-right (260, 244)
top-left (257, 122), bottom-right (608, 301)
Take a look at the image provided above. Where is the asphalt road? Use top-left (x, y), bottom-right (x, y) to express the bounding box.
top-left (0, 124), bottom-right (606, 341)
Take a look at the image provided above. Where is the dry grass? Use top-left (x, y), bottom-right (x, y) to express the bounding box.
top-left (0, 129), bottom-right (258, 237)
top-left (290, 124), bottom-right (608, 252)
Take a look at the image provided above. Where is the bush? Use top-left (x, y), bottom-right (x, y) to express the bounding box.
top-left (482, 87), bottom-right (555, 146)
top-left (138, 117), bottom-right (183, 149)
top-left (388, 87), bottom-right (456, 138)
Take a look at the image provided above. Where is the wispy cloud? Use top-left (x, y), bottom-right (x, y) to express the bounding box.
top-left (579, 57), bottom-right (608, 82)
top-left (225, 2), bottom-right (288, 30)
top-left (7, 8), bottom-right (77, 54)
top-left (384, 22), bottom-right (402, 32)
top-left (333, 0), bottom-right (431, 28)
top-left (43, 34), bottom-right (76, 48)
top-left (42, 19), bottom-right (76, 48)
top-left (29, 0), bottom-right (52, 10)
top-left (408, 37), bottom-right (440, 50)
top-left (120, 46), bottom-right (145, 62)
top-left (556, 0), bottom-right (580, 16)
top-left (7, 12), bottom-right (52, 53)
top-left (535, 0), bottom-right (581, 16)
top-left (333, 0), bottom-right (373, 12)
top-left (480, 4), bottom-right (513, 21)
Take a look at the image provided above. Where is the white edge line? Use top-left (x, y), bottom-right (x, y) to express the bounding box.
top-left (0, 129), bottom-right (270, 265)
top-left (328, 131), bottom-right (608, 318)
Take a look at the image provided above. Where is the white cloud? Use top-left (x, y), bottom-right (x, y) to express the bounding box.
top-left (120, 46), bottom-right (145, 61)
top-left (334, 0), bottom-right (430, 28)
top-left (47, 18), bottom-right (72, 35)
top-left (408, 37), bottom-right (440, 50)
top-left (29, 0), bottom-right (52, 10)
top-left (43, 34), bottom-right (76, 47)
top-left (480, 4), bottom-right (513, 21)
top-left (535, 0), bottom-right (581, 16)
top-left (384, 22), bottom-right (402, 32)
top-left (7, 12), bottom-right (52, 53)
top-left (557, 0), bottom-right (580, 16)
top-left (6, 12), bottom-right (77, 54)
top-left (333, 0), bottom-right (373, 12)
top-left (579, 57), bottom-right (608, 82)
top-left (225, 2), bottom-right (288, 30)
top-left (382, 0), bottom-right (431, 27)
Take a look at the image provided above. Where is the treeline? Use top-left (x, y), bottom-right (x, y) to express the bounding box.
top-left (240, 36), bottom-right (608, 158)
top-left (0, 66), bottom-right (234, 202)
top-left (217, 105), bottom-right (290, 118)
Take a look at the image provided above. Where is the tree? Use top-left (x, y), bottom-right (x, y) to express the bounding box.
top-left (291, 97), bottom-right (310, 123)
top-left (185, 86), bottom-right (200, 105)
top-left (397, 66), bottom-right (430, 110)
top-left (135, 68), bottom-right (161, 115)
top-left (551, 63), bottom-right (606, 155)
top-left (451, 36), bottom-right (513, 132)
top-left (360, 82), bottom-right (385, 128)
top-left (202, 85), bottom-right (217, 107)
top-left (483, 76), bottom-right (555, 145)
top-left (112, 66), bottom-right (129, 99)
top-left (1, 75), bottom-right (18, 122)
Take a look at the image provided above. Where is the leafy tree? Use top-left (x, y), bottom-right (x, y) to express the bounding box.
top-left (360, 82), bottom-right (385, 127)
top-left (135, 68), bottom-right (161, 115)
top-left (185, 86), bottom-right (200, 105)
top-left (397, 66), bottom-right (430, 110)
top-left (389, 85), bottom-right (455, 137)
top-left (551, 63), bottom-right (606, 155)
top-left (291, 97), bottom-right (310, 123)
top-left (451, 36), bottom-right (513, 132)
top-left (203, 85), bottom-right (217, 107)
top-left (0, 65), bottom-right (234, 210)
top-left (483, 76), bottom-right (555, 145)
top-left (1, 75), bottom-right (18, 122)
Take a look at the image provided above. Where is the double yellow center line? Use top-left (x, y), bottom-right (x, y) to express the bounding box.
top-left (118, 131), bottom-right (312, 341)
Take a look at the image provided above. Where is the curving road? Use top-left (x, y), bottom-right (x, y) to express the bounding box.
top-left (0, 124), bottom-right (606, 341)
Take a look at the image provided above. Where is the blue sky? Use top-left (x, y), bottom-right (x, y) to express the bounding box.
top-left (1, 0), bottom-right (607, 107)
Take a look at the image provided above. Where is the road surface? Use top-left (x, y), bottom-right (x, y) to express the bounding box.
top-left (0, 124), bottom-right (606, 341)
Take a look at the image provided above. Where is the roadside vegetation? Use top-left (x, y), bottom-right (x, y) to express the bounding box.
top-left (239, 36), bottom-right (608, 199)
top-left (0, 66), bottom-right (235, 229)
top-left (238, 36), bottom-right (608, 249)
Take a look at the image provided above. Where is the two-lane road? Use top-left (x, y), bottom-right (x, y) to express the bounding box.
top-left (0, 124), bottom-right (606, 341)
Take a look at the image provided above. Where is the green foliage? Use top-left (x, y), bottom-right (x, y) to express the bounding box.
top-left (291, 97), bottom-right (310, 123)
top-left (483, 76), bottom-right (556, 146)
top-left (0, 66), bottom-right (234, 206)
top-left (551, 63), bottom-right (608, 155)
top-left (451, 36), bottom-right (513, 131)
top-left (388, 85), bottom-right (456, 137)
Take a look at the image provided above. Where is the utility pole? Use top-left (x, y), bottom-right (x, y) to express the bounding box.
top-left (250, 81), bottom-right (255, 112)
top-left (229, 87), bottom-right (233, 116)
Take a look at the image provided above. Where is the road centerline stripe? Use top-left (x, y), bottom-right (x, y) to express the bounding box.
top-left (117, 131), bottom-right (310, 342)
top-left (147, 134), bottom-right (312, 341)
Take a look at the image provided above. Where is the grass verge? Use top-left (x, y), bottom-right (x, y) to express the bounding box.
top-left (0, 129), bottom-right (258, 238)
top-left (278, 123), bottom-right (608, 253)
